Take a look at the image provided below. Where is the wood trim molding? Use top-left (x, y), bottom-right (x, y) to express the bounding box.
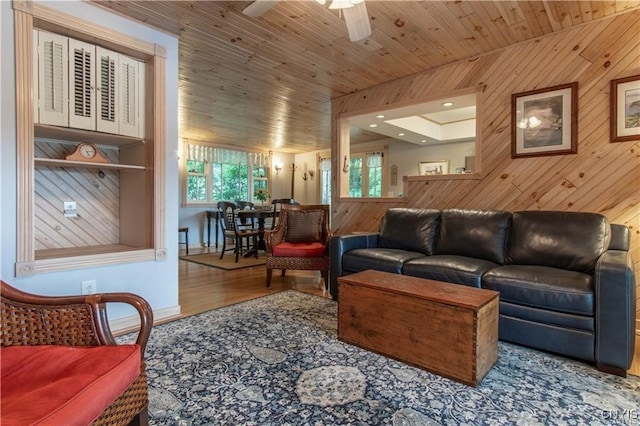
top-left (15, 262), bottom-right (35, 278)
top-left (12, 0), bottom-right (32, 14)
top-left (14, 8), bottom-right (35, 267)
top-left (13, 4), bottom-right (168, 275)
top-left (29, 2), bottom-right (156, 57)
top-left (155, 43), bottom-right (167, 59)
top-left (154, 54), bottom-right (167, 257)
top-left (34, 249), bottom-right (157, 274)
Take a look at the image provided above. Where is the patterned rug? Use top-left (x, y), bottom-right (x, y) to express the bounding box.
top-left (123, 291), bottom-right (640, 425)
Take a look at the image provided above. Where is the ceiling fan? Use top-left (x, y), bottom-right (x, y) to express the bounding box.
top-left (242, 0), bottom-right (372, 42)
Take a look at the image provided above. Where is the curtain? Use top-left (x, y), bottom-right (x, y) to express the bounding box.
top-left (366, 151), bottom-right (383, 167)
top-left (186, 143), bottom-right (269, 166)
top-left (319, 157), bottom-right (331, 171)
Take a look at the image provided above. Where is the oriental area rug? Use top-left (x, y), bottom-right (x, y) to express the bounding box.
top-left (122, 291), bottom-right (640, 425)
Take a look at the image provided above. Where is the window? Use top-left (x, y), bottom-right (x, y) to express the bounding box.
top-left (348, 151), bottom-right (384, 198)
top-left (319, 156), bottom-right (331, 205)
top-left (186, 160), bottom-right (207, 202)
top-left (184, 144), bottom-right (269, 205)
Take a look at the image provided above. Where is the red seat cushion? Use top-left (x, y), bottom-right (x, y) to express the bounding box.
top-left (272, 241), bottom-right (326, 257)
top-left (1, 345), bottom-right (141, 426)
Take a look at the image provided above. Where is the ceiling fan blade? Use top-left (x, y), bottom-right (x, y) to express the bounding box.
top-left (341, 1), bottom-right (371, 41)
top-left (243, 0), bottom-right (279, 17)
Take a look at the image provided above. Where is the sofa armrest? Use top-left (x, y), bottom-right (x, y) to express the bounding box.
top-left (329, 233), bottom-right (379, 300)
top-left (594, 250), bottom-right (636, 373)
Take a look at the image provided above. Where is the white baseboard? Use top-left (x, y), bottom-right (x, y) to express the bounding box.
top-left (110, 305), bottom-right (182, 335)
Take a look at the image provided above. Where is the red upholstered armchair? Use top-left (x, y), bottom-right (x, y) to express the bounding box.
top-left (0, 280), bottom-right (153, 426)
top-left (264, 204), bottom-right (331, 288)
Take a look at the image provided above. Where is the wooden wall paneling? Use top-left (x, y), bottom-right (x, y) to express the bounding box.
top-left (331, 11), bottom-right (640, 321)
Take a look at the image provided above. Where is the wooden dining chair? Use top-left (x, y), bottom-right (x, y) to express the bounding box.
top-left (235, 200), bottom-right (256, 228)
top-left (218, 201), bottom-right (260, 262)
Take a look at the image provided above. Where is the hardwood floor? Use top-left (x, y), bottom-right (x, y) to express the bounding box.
top-left (179, 246), bottom-right (329, 318)
top-left (178, 247), bottom-right (639, 377)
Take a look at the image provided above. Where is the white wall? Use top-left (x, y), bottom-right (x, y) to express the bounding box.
top-left (387, 139), bottom-right (476, 195)
top-left (353, 138), bottom-right (475, 196)
top-left (0, 1), bottom-right (180, 322)
top-left (293, 151), bottom-right (320, 205)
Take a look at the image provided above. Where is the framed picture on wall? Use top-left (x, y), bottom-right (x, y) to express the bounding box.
top-left (511, 82), bottom-right (578, 158)
top-left (419, 160), bottom-right (449, 175)
top-left (610, 75), bottom-right (640, 142)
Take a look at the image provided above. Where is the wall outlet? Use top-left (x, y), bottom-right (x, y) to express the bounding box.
top-left (81, 280), bottom-right (97, 295)
top-left (64, 201), bottom-right (78, 218)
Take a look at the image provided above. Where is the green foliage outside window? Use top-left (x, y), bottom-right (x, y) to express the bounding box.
top-left (368, 166), bottom-right (382, 197)
top-left (349, 157), bottom-right (363, 197)
top-left (186, 160), bottom-right (206, 201)
top-left (212, 163), bottom-right (249, 201)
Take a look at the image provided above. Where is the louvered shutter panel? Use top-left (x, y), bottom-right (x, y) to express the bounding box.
top-left (118, 56), bottom-right (144, 137)
top-left (37, 31), bottom-right (68, 126)
top-left (68, 39), bottom-right (95, 130)
top-left (96, 46), bottom-right (119, 134)
top-left (33, 29), bottom-right (39, 122)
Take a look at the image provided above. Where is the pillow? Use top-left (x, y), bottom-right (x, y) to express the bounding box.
top-left (286, 210), bottom-right (325, 243)
top-left (378, 208), bottom-right (441, 255)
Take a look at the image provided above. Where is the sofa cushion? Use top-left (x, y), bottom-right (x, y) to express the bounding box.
top-left (343, 248), bottom-right (426, 274)
top-left (435, 209), bottom-right (511, 264)
top-left (378, 208), bottom-right (440, 255)
top-left (1, 344), bottom-right (141, 426)
top-left (483, 265), bottom-right (594, 315)
top-left (272, 242), bottom-right (326, 257)
top-left (499, 301), bottom-right (594, 331)
top-left (403, 255), bottom-right (499, 288)
top-left (506, 211), bottom-right (610, 273)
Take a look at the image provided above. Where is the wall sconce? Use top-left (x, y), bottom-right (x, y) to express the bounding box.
top-left (308, 170), bottom-right (315, 180)
top-left (302, 172), bottom-right (308, 181)
top-left (274, 163), bottom-right (283, 175)
top-left (343, 156), bottom-right (350, 173)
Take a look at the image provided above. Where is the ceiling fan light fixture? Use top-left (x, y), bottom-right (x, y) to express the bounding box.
top-left (342, 1), bottom-right (371, 41)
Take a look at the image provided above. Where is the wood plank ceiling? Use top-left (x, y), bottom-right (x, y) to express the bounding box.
top-left (92, 1), bottom-right (640, 153)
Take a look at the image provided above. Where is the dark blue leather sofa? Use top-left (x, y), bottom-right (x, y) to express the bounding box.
top-left (330, 208), bottom-right (636, 376)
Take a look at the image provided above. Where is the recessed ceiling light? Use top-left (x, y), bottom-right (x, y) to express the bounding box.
top-left (398, 133), bottom-right (405, 136)
top-left (442, 101), bottom-right (454, 107)
top-left (421, 139), bottom-right (427, 143)
top-left (368, 124), bottom-right (377, 128)
top-left (375, 114), bottom-right (385, 119)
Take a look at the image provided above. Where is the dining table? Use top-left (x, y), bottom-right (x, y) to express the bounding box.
top-left (206, 208), bottom-right (278, 252)
top-left (237, 208), bottom-right (278, 253)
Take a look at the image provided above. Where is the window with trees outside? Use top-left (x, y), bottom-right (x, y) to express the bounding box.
top-left (348, 151), bottom-right (383, 198)
top-left (185, 144), bottom-right (270, 205)
top-left (319, 156), bottom-right (331, 205)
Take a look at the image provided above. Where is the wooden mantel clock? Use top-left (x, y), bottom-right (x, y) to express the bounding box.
top-left (65, 142), bottom-right (110, 163)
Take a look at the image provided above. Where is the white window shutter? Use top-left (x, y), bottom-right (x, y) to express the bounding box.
top-left (118, 56), bottom-right (144, 137)
top-left (68, 39), bottom-right (95, 130)
top-left (37, 31), bottom-right (68, 126)
top-left (96, 46), bottom-right (119, 134)
top-left (33, 29), bottom-right (39, 122)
